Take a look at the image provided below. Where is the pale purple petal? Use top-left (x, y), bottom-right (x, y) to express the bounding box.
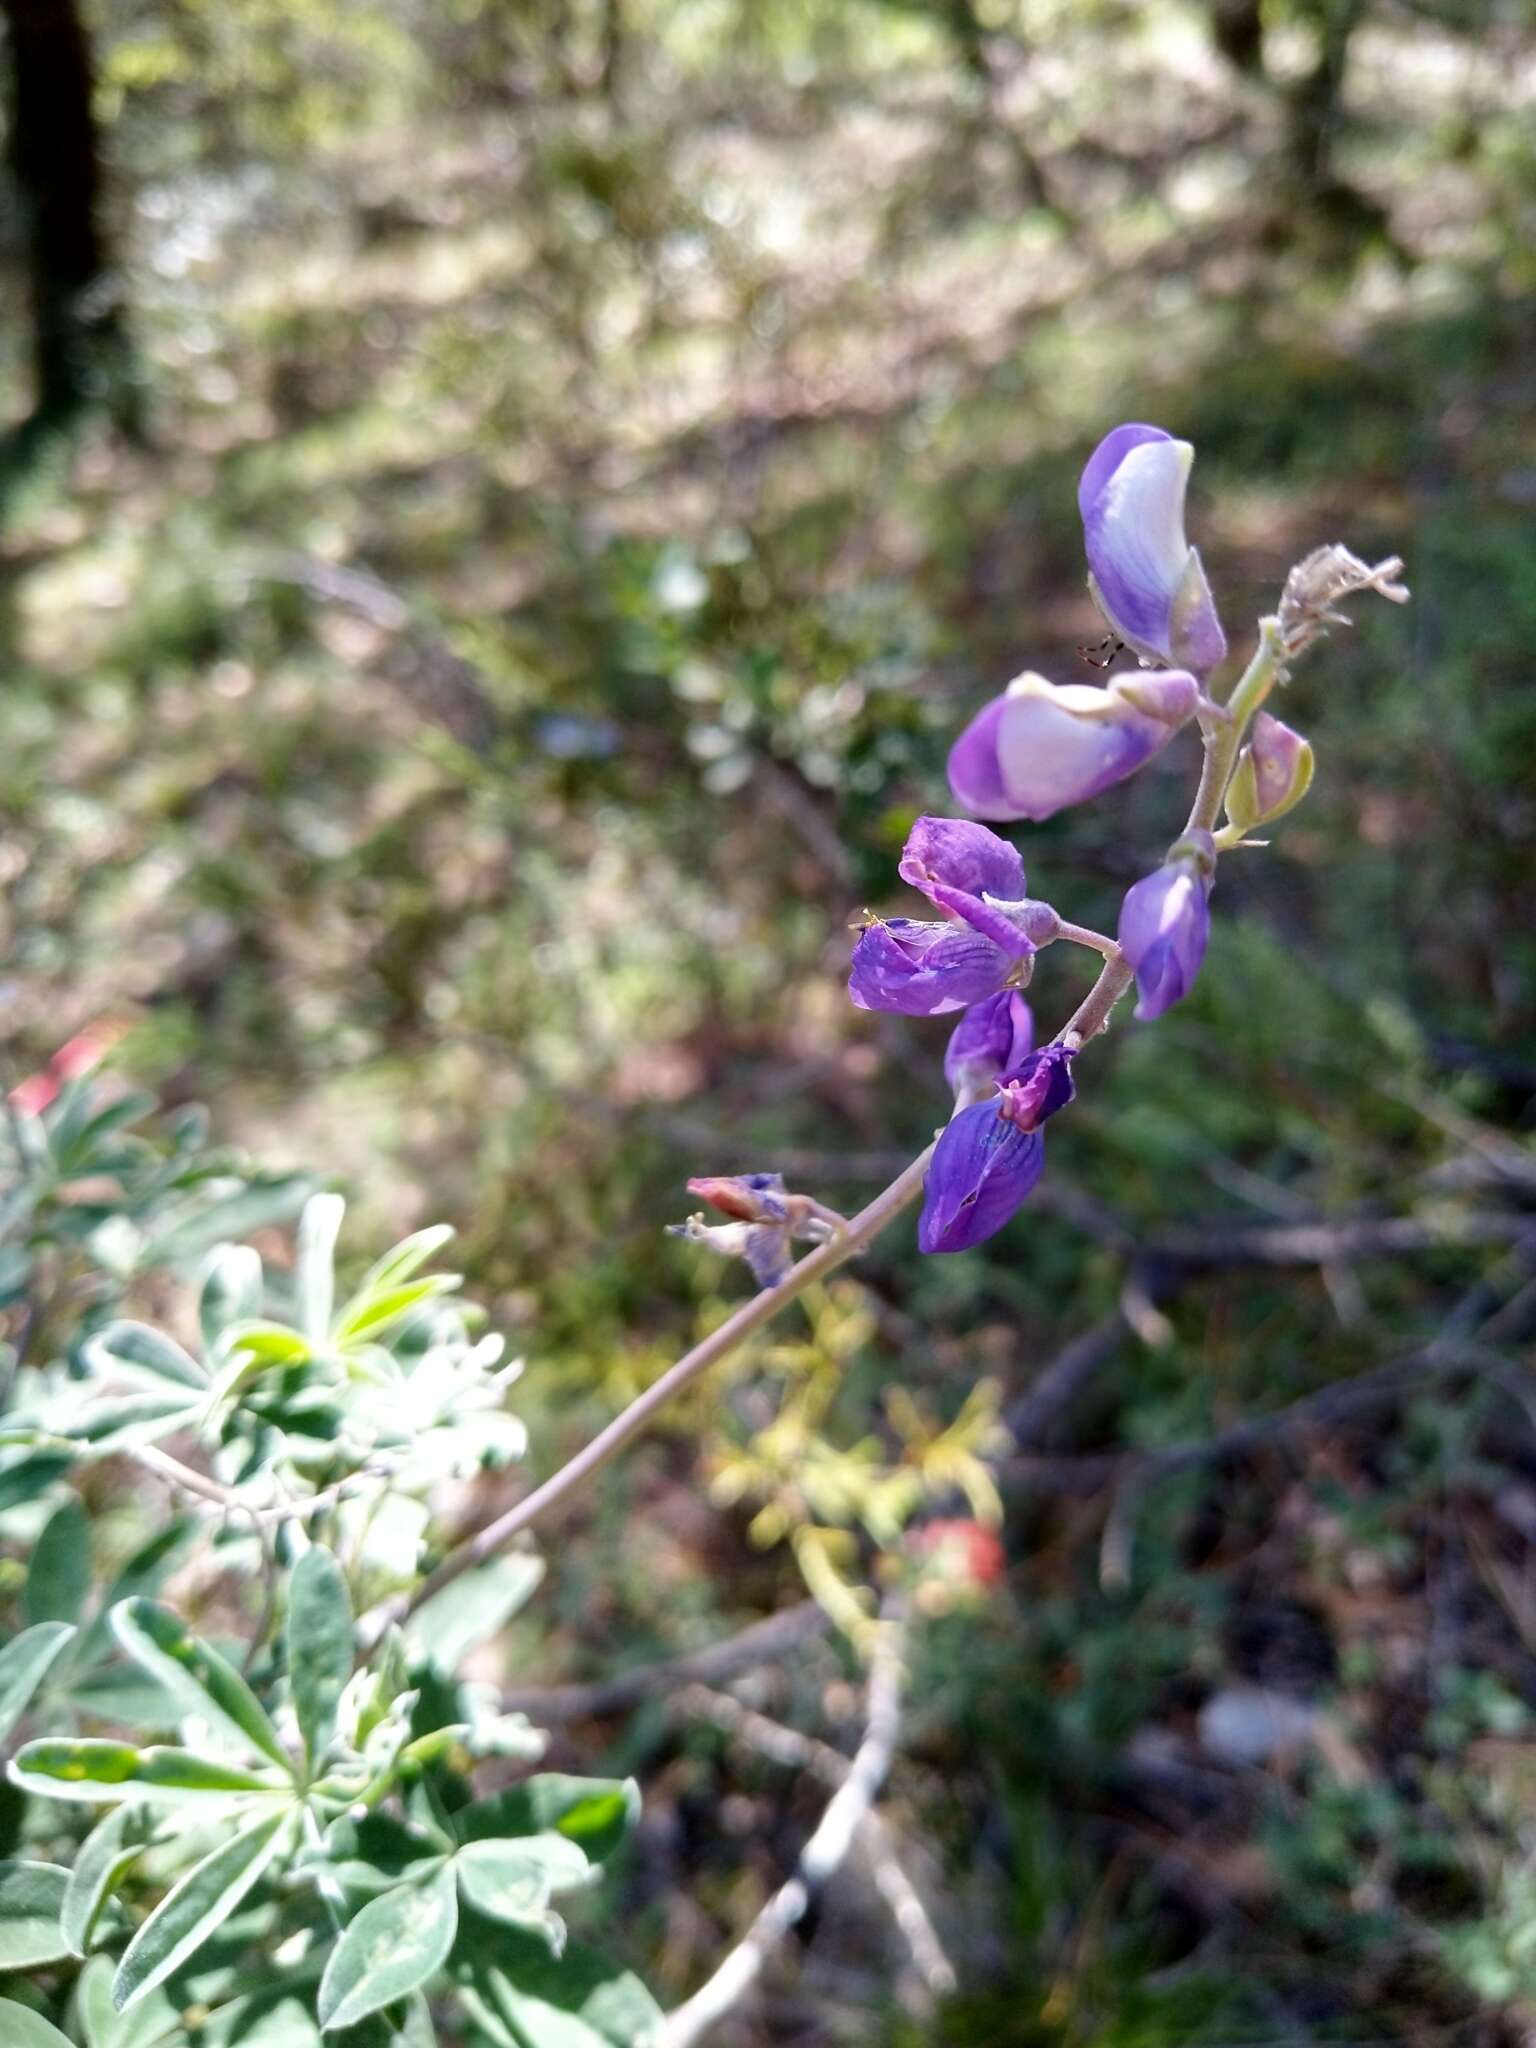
top-left (920, 880), bottom-right (1035, 957)
top-left (1250, 711), bottom-right (1311, 817)
top-left (1078, 423), bottom-right (1172, 522)
top-left (848, 917), bottom-right (1009, 1016)
top-left (948, 672), bottom-right (1193, 824)
top-left (1169, 548), bottom-right (1228, 675)
top-left (918, 1106), bottom-right (1045, 1254)
top-left (993, 682), bottom-right (1170, 821)
top-left (1083, 435), bottom-right (1194, 660)
top-left (947, 695), bottom-right (1015, 816)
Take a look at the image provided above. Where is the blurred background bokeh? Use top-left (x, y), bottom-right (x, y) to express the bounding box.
top-left (3, 0), bottom-right (1536, 2040)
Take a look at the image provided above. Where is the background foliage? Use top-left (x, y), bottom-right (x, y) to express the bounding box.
top-left (3, 0), bottom-right (1536, 2040)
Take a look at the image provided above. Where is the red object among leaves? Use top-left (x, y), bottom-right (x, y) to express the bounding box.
top-left (8, 1022), bottom-right (122, 1118)
top-left (913, 1517), bottom-right (1007, 1588)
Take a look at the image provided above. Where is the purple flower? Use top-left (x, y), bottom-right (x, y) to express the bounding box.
top-left (944, 991), bottom-right (1034, 1107)
top-left (996, 1042), bottom-right (1077, 1130)
top-left (1117, 833), bottom-right (1215, 1021)
top-left (849, 918), bottom-right (1017, 1017)
top-left (918, 1108), bottom-right (1045, 1254)
top-left (918, 1044), bottom-right (1075, 1254)
top-left (849, 816), bottom-right (1051, 1016)
top-left (1079, 423), bottom-right (1227, 676)
top-left (899, 815), bottom-right (1025, 906)
top-left (948, 670), bottom-right (1200, 823)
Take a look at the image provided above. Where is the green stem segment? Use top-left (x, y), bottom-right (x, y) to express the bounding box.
top-left (1185, 615), bottom-right (1284, 837)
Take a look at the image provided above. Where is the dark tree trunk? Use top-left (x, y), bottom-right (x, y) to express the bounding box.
top-left (1, 0), bottom-right (134, 451)
top-left (1287, 0), bottom-right (1364, 191)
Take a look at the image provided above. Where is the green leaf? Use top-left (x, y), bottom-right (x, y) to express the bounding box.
top-left (322, 1813), bottom-right (448, 1897)
top-left (112, 1807), bottom-right (290, 2011)
top-left (111, 1599), bottom-right (289, 1769)
top-left (27, 1497), bottom-right (92, 1626)
top-left (0, 1859), bottom-right (71, 1967)
top-left (350, 1993), bottom-right (436, 2048)
top-left (454, 1833), bottom-right (589, 1926)
top-left (296, 1193), bottom-right (345, 1344)
top-left (81, 1322), bottom-right (207, 1393)
top-left (11, 1737), bottom-right (282, 1802)
top-left (75, 1954), bottom-right (182, 2048)
top-left (138, 1178), bottom-right (315, 1269)
top-left (317, 1863), bottom-right (458, 2033)
top-left (0, 1450), bottom-right (74, 1512)
top-left (202, 1988), bottom-right (323, 2048)
top-left (332, 1276), bottom-right (459, 1346)
top-left (454, 1776), bottom-right (640, 1866)
top-left (198, 1245), bottom-right (264, 1352)
top-left (0, 1999), bottom-right (73, 2048)
top-left (357, 1226), bottom-right (455, 1299)
top-left (406, 1554), bottom-right (545, 1677)
top-left (455, 1925), bottom-right (663, 2048)
top-left (0, 1622), bottom-right (75, 1745)
top-left (68, 1395), bottom-right (202, 1452)
top-left (287, 1548), bottom-right (353, 1770)
top-left (74, 1520), bottom-right (197, 1672)
top-left (62, 1807), bottom-right (146, 1956)
top-left (217, 1321), bottom-right (314, 1370)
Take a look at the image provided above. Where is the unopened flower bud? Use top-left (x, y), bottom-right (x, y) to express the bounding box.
top-left (1117, 830), bottom-right (1215, 1021)
top-left (1225, 711), bottom-right (1314, 830)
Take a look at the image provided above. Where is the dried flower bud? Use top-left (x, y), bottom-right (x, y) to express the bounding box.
top-left (670, 1173), bottom-right (843, 1291)
top-left (1225, 711), bottom-right (1314, 830)
top-left (1277, 544), bottom-right (1409, 659)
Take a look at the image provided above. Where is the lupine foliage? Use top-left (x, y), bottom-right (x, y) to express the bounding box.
top-left (0, 1081), bottom-right (660, 2046)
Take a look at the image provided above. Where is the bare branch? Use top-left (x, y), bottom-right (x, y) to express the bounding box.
top-left (677, 1686), bottom-right (956, 2006)
top-left (659, 1600), bottom-right (911, 2048)
top-left (500, 1601), bottom-right (830, 1723)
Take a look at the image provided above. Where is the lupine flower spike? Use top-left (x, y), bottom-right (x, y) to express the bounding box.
top-left (676, 423), bottom-right (1409, 1288)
